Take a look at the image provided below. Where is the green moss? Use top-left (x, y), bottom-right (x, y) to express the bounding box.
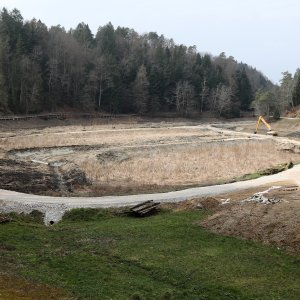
top-left (237, 161), bottom-right (295, 182)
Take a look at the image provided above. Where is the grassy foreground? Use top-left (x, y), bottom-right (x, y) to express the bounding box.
top-left (1, 209), bottom-right (300, 299)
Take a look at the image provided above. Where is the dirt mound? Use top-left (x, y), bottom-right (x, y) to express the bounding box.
top-left (200, 190), bottom-right (300, 254)
top-left (162, 197), bottom-right (220, 211)
top-left (197, 197), bottom-right (221, 210)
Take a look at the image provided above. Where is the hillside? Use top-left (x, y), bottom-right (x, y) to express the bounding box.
top-left (0, 8), bottom-right (272, 117)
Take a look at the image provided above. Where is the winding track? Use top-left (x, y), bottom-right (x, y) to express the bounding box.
top-left (1, 123), bottom-right (300, 224)
top-left (1, 164), bottom-right (299, 225)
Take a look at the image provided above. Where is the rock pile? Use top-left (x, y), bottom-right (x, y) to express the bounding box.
top-left (243, 193), bottom-right (282, 204)
top-left (242, 186), bottom-right (283, 205)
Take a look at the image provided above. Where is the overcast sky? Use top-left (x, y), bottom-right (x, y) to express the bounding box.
top-left (1, 0), bottom-right (299, 83)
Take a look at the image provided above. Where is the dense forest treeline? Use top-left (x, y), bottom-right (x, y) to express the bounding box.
top-left (0, 8), bottom-right (284, 117)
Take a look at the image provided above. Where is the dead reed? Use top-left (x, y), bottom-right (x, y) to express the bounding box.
top-left (80, 140), bottom-right (299, 187)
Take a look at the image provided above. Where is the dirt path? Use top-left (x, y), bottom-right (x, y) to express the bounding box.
top-left (1, 164), bottom-right (299, 225)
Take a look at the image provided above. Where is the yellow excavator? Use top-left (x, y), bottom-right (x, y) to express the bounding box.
top-left (254, 116), bottom-right (278, 136)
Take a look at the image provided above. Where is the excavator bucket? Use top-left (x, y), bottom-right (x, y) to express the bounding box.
top-left (267, 130), bottom-right (278, 136)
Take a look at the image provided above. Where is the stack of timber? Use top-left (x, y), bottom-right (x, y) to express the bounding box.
top-left (130, 200), bottom-right (160, 216)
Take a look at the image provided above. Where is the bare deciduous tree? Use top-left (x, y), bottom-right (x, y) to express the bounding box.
top-left (133, 65), bottom-right (149, 114)
top-left (95, 57), bottom-right (114, 110)
top-left (175, 81), bottom-right (195, 115)
top-left (210, 84), bottom-right (232, 117)
top-left (200, 78), bottom-right (209, 112)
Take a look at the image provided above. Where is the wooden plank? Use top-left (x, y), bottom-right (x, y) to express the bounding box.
top-left (130, 200), bottom-right (160, 216)
top-left (131, 200), bottom-right (153, 211)
top-left (138, 203), bottom-right (160, 216)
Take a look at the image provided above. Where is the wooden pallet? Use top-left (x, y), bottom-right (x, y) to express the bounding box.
top-left (130, 200), bottom-right (160, 216)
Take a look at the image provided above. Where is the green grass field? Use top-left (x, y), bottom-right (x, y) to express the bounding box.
top-left (1, 209), bottom-right (300, 299)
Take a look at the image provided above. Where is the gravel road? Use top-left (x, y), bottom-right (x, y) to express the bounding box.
top-left (1, 164), bottom-right (299, 225)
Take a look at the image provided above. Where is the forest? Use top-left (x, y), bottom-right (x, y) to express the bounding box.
top-left (0, 8), bottom-right (299, 117)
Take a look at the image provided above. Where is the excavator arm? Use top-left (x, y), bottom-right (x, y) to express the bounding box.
top-left (254, 116), bottom-right (278, 136)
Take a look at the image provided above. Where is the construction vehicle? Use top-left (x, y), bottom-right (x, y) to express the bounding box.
top-left (254, 116), bottom-right (278, 136)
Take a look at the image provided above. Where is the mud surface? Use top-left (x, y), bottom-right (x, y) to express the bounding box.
top-left (0, 159), bottom-right (89, 195)
top-left (0, 159), bottom-right (57, 194)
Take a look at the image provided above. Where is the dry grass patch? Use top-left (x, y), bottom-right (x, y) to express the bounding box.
top-left (80, 140), bottom-right (300, 191)
top-left (3, 120), bottom-right (300, 196)
top-left (2, 127), bottom-right (215, 151)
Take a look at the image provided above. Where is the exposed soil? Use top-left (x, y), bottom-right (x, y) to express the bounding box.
top-left (0, 159), bottom-right (89, 195)
top-left (199, 186), bottom-right (300, 255)
top-left (0, 159), bottom-right (57, 194)
top-left (61, 163), bottom-right (90, 190)
top-left (161, 197), bottom-right (221, 212)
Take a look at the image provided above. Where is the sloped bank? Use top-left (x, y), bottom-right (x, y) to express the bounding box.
top-left (200, 187), bottom-right (300, 254)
